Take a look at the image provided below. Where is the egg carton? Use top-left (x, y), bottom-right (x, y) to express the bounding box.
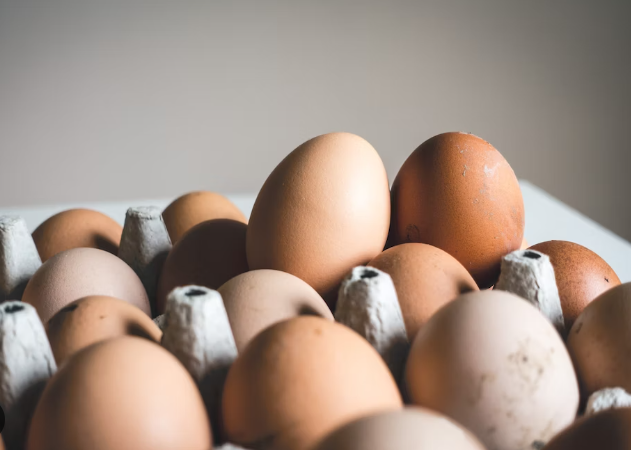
top-left (0, 209), bottom-right (627, 450)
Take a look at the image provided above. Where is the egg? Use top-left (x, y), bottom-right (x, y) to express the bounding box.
top-left (26, 336), bottom-right (212, 450)
top-left (22, 248), bottom-right (150, 323)
top-left (156, 219), bottom-right (248, 314)
top-left (162, 191), bottom-right (247, 243)
top-left (314, 407), bottom-right (486, 450)
top-left (566, 282), bottom-right (631, 398)
top-left (405, 290), bottom-right (578, 450)
top-left (368, 243), bottom-right (479, 340)
top-left (222, 316), bottom-right (402, 450)
top-left (520, 237), bottom-right (529, 250)
top-left (389, 132), bottom-right (524, 288)
top-left (218, 269), bottom-right (333, 351)
top-left (529, 240), bottom-right (620, 329)
top-left (32, 208), bottom-right (122, 262)
top-left (246, 132), bottom-right (390, 307)
top-left (543, 407), bottom-right (631, 450)
top-left (47, 295), bottom-right (162, 365)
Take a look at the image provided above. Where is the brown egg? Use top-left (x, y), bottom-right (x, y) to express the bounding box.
top-left (218, 269), bottom-right (333, 351)
top-left (543, 407), bottom-right (631, 450)
top-left (162, 191), bottom-right (247, 243)
top-left (47, 295), bottom-right (162, 365)
top-left (222, 316), bottom-right (402, 450)
top-left (567, 282), bottom-right (631, 398)
top-left (314, 407), bottom-right (486, 450)
top-left (32, 208), bottom-right (122, 262)
top-left (246, 132), bottom-right (390, 307)
top-left (529, 240), bottom-right (620, 329)
top-left (390, 132), bottom-right (525, 288)
top-left (23, 248), bottom-right (150, 323)
top-left (26, 336), bottom-right (212, 450)
top-left (405, 290), bottom-right (578, 450)
top-left (368, 243), bottom-right (479, 340)
top-left (156, 219), bottom-right (248, 314)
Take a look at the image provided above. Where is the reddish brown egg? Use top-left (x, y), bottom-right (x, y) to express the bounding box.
top-left (222, 316), bottom-right (402, 450)
top-left (529, 240), bottom-right (620, 329)
top-left (26, 337), bottom-right (212, 450)
top-left (32, 209), bottom-right (122, 262)
top-left (368, 243), bottom-right (478, 340)
top-left (567, 282), bottom-right (631, 398)
top-left (218, 269), bottom-right (333, 351)
top-left (543, 407), bottom-right (631, 450)
top-left (47, 295), bottom-right (162, 365)
top-left (162, 191), bottom-right (247, 243)
top-left (156, 219), bottom-right (248, 314)
top-left (22, 248), bottom-right (151, 323)
top-left (390, 132), bottom-right (524, 288)
top-left (246, 132), bottom-right (390, 307)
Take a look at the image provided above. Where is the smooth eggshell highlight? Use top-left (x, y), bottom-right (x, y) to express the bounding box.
top-left (23, 248), bottom-right (151, 324)
top-left (222, 316), bottom-right (402, 450)
top-left (218, 269), bottom-right (333, 351)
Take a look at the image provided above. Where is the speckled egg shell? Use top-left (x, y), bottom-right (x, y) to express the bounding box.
top-left (162, 191), bottom-right (247, 243)
top-left (156, 219), bottom-right (248, 314)
top-left (32, 209), bottom-right (122, 262)
top-left (529, 240), bottom-right (620, 329)
top-left (314, 407), bottom-right (486, 450)
top-left (390, 132), bottom-right (524, 288)
top-left (47, 295), bottom-right (162, 365)
top-left (246, 132), bottom-right (390, 307)
top-left (26, 337), bottom-right (212, 450)
top-left (567, 282), bottom-right (631, 398)
top-left (368, 243), bottom-right (478, 340)
top-left (405, 290), bottom-right (578, 450)
top-left (222, 316), bottom-right (402, 450)
top-left (22, 248), bottom-right (151, 323)
top-left (218, 269), bottom-right (333, 351)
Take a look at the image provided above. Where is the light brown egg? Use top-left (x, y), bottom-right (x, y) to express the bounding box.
top-left (390, 132), bottom-right (525, 289)
top-left (156, 219), bottom-right (248, 314)
top-left (162, 191), bottom-right (247, 243)
top-left (222, 316), bottom-right (402, 450)
top-left (32, 208), bottom-right (122, 262)
top-left (314, 407), bottom-right (486, 450)
top-left (47, 295), bottom-right (162, 365)
top-left (529, 240), bottom-right (620, 329)
top-left (368, 243), bottom-right (479, 340)
top-left (26, 336), bottom-right (212, 450)
top-left (405, 290), bottom-right (578, 450)
top-left (543, 407), bottom-right (631, 450)
top-left (22, 248), bottom-right (150, 323)
top-left (246, 132), bottom-right (390, 307)
top-left (567, 282), bottom-right (631, 398)
top-left (520, 237), bottom-right (529, 249)
top-left (218, 269), bottom-right (333, 351)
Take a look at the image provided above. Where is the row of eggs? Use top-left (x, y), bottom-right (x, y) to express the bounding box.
top-left (1, 131), bottom-right (626, 450)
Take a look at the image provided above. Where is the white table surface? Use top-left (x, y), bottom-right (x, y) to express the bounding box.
top-left (1, 180), bottom-right (629, 281)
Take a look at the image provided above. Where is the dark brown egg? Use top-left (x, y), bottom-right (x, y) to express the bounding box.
top-left (47, 295), bottom-right (162, 365)
top-left (529, 240), bottom-right (620, 329)
top-left (162, 191), bottom-right (247, 243)
top-left (390, 132), bottom-right (524, 288)
top-left (26, 337), bottom-right (212, 450)
top-left (543, 407), bottom-right (631, 450)
top-left (368, 243), bottom-right (478, 340)
top-left (22, 248), bottom-right (151, 323)
top-left (156, 219), bottom-right (248, 314)
top-left (567, 282), bottom-right (631, 398)
top-left (32, 209), bottom-right (122, 262)
top-left (246, 132), bottom-right (390, 307)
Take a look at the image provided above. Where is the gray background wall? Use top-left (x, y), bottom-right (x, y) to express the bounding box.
top-left (1, 1), bottom-right (630, 240)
